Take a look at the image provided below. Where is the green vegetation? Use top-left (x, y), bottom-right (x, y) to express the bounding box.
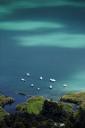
top-left (0, 93), bottom-right (85, 128)
top-left (0, 95), bottom-right (14, 107)
top-left (16, 95), bottom-right (74, 115)
top-left (60, 92), bottom-right (85, 109)
top-left (0, 95), bottom-right (14, 120)
top-left (62, 103), bottom-right (73, 113)
top-left (16, 96), bottom-right (45, 115)
top-left (0, 92), bottom-right (85, 127)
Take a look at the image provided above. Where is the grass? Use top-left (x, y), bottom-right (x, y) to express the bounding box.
top-left (16, 96), bottom-right (45, 115)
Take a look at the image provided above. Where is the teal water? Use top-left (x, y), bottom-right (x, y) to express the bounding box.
top-left (0, 5), bottom-right (85, 111)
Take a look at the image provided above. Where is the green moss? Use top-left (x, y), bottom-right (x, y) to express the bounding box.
top-left (16, 103), bottom-right (27, 112)
top-left (16, 96), bottom-right (45, 115)
top-left (60, 92), bottom-right (85, 109)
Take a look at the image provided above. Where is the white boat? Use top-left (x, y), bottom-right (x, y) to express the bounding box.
top-left (39, 76), bottom-right (43, 80)
top-left (26, 73), bottom-right (30, 76)
top-left (63, 84), bottom-right (68, 87)
top-left (49, 85), bottom-right (53, 89)
top-left (21, 78), bottom-right (25, 82)
top-left (37, 87), bottom-right (40, 90)
top-left (30, 84), bottom-right (34, 87)
top-left (50, 78), bottom-right (56, 82)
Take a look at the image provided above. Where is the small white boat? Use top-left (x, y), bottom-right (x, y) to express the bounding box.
top-left (26, 73), bottom-right (30, 76)
top-left (21, 78), bottom-right (25, 82)
top-left (49, 85), bottom-right (53, 89)
top-left (39, 76), bottom-right (43, 80)
top-left (37, 87), bottom-right (40, 90)
top-left (30, 84), bottom-right (34, 87)
top-left (63, 84), bottom-right (68, 87)
top-left (50, 78), bottom-right (56, 82)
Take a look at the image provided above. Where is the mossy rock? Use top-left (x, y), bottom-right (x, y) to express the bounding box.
top-left (0, 95), bottom-right (14, 120)
top-left (16, 96), bottom-right (45, 115)
top-left (60, 92), bottom-right (85, 109)
top-left (0, 95), bottom-right (14, 107)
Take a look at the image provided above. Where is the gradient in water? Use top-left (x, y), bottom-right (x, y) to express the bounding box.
top-left (0, 0), bottom-right (85, 111)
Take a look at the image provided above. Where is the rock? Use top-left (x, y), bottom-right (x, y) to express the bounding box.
top-left (0, 95), bottom-right (15, 107)
top-left (16, 96), bottom-right (45, 115)
top-left (60, 92), bottom-right (85, 109)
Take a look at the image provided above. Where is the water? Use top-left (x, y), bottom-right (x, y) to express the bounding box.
top-left (0, 5), bottom-right (85, 112)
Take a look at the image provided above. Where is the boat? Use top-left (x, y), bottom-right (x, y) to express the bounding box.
top-left (49, 85), bottom-right (53, 89)
top-left (39, 76), bottom-right (43, 80)
top-left (37, 87), bottom-right (40, 90)
top-left (50, 78), bottom-right (56, 82)
top-left (30, 84), bottom-right (34, 87)
top-left (21, 78), bottom-right (25, 82)
top-left (26, 73), bottom-right (30, 76)
top-left (63, 84), bottom-right (68, 87)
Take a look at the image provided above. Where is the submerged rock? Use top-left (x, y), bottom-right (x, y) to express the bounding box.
top-left (16, 92), bottom-right (27, 96)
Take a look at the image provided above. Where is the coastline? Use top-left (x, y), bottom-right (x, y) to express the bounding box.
top-left (1, 90), bottom-right (81, 113)
top-left (0, 91), bottom-right (85, 127)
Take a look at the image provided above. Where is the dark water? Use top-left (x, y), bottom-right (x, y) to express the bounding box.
top-left (0, 5), bottom-right (85, 112)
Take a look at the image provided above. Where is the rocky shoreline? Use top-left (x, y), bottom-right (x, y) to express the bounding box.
top-left (0, 95), bottom-right (14, 120)
top-left (0, 92), bottom-right (85, 127)
top-left (60, 92), bottom-right (85, 109)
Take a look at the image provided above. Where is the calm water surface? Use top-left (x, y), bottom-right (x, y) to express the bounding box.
top-left (0, 5), bottom-right (85, 112)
